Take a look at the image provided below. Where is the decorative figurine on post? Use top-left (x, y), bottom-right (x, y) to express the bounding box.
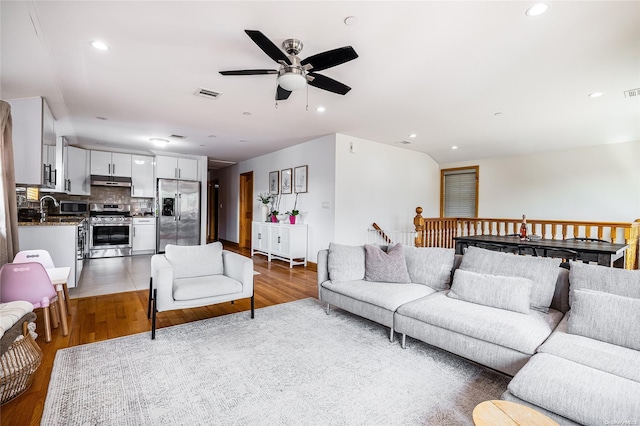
top-left (520, 214), bottom-right (528, 240)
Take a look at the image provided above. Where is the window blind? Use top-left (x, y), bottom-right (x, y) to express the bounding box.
top-left (443, 170), bottom-right (476, 217)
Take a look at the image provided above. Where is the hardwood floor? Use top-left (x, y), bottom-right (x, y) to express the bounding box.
top-left (0, 247), bottom-right (318, 425)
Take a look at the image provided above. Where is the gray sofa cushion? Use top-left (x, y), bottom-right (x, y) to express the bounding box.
top-left (448, 269), bottom-right (532, 314)
top-left (507, 353), bottom-right (640, 426)
top-left (567, 289), bottom-right (640, 351)
top-left (403, 246), bottom-right (456, 291)
top-left (459, 246), bottom-right (561, 312)
top-left (165, 242), bottom-right (224, 279)
top-left (321, 280), bottom-right (436, 312)
top-left (539, 316), bottom-right (640, 383)
top-left (396, 291), bottom-right (563, 354)
top-left (328, 243), bottom-right (365, 284)
top-left (364, 243), bottom-right (411, 283)
top-left (569, 261), bottom-right (640, 298)
top-left (173, 275), bottom-right (243, 301)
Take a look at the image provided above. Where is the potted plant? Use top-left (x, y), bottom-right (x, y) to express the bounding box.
top-left (257, 193), bottom-right (272, 222)
top-left (286, 193), bottom-right (300, 224)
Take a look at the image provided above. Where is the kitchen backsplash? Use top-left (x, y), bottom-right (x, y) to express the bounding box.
top-left (17, 186), bottom-right (154, 216)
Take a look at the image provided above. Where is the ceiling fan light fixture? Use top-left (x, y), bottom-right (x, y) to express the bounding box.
top-left (278, 68), bottom-right (307, 91)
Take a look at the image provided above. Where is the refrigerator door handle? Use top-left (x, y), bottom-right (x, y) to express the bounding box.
top-left (177, 193), bottom-right (181, 221)
top-left (174, 194), bottom-right (178, 221)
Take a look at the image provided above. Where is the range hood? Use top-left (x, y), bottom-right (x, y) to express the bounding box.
top-left (90, 175), bottom-right (132, 187)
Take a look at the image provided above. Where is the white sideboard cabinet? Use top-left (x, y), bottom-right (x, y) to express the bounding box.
top-left (251, 222), bottom-right (307, 268)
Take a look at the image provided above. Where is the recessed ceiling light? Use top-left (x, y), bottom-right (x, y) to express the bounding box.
top-left (409, 134), bottom-right (417, 138)
top-left (526, 3), bottom-right (549, 17)
top-left (242, 111), bottom-right (252, 116)
top-left (494, 112), bottom-right (503, 116)
top-left (344, 16), bottom-right (358, 26)
top-left (588, 92), bottom-right (604, 98)
top-left (150, 138), bottom-right (169, 147)
top-left (451, 146), bottom-right (458, 150)
top-left (207, 134), bottom-right (216, 138)
top-left (316, 106), bottom-right (326, 112)
top-left (90, 40), bottom-right (109, 51)
top-left (239, 139), bottom-right (247, 143)
top-left (399, 140), bottom-right (412, 145)
top-left (96, 116), bottom-right (108, 120)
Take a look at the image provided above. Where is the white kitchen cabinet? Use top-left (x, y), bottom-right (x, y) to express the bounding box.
top-left (132, 217), bottom-right (156, 254)
top-left (65, 145), bottom-right (90, 195)
top-left (91, 151), bottom-right (132, 177)
top-left (251, 222), bottom-right (307, 268)
top-left (8, 96), bottom-right (55, 186)
top-left (131, 155), bottom-right (154, 198)
top-left (18, 223), bottom-right (83, 288)
top-left (156, 155), bottom-right (198, 181)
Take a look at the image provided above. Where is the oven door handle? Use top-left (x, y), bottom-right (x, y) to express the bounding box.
top-left (91, 223), bottom-right (132, 227)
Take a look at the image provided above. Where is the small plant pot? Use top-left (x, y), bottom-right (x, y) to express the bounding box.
top-left (289, 215), bottom-right (296, 224)
top-left (271, 215), bottom-right (278, 223)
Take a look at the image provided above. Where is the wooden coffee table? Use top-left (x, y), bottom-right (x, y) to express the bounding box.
top-left (473, 400), bottom-right (559, 426)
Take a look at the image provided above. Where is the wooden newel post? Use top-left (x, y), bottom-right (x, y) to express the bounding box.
top-left (624, 219), bottom-right (640, 270)
top-left (414, 207), bottom-right (424, 247)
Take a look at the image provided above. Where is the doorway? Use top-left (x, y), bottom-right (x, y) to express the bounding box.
top-left (239, 172), bottom-right (253, 248)
top-left (207, 180), bottom-right (219, 242)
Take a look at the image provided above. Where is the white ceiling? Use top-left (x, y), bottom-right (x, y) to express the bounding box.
top-left (1, 1), bottom-right (639, 167)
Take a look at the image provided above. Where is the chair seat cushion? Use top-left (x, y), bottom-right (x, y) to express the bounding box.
top-left (173, 275), bottom-right (242, 301)
top-left (322, 280), bottom-right (436, 312)
top-left (396, 291), bottom-right (562, 354)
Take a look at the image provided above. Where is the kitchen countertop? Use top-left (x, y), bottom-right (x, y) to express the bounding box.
top-left (18, 217), bottom-right (87, 226)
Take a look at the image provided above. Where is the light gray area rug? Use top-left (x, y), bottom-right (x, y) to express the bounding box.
top-left (43, 298), bottom-right (509, 425)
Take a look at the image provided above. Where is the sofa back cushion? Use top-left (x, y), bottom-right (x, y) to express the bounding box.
top-left (568, 289), bottom-right (640, 351)
top-left (404, 246), bottom-right (456, 291)
top-left (569, 262), bottom-right (640, 299)
top-left (459, 246), bottom-right (561, 312)
top-left (448, 269), bottom-right (532, 314)
top-left (328, 243), bottom-right (365, 283)
top-left (364, 244), bottom-right (411, 283)
top-left (165, 242), bottom-right (224, 279)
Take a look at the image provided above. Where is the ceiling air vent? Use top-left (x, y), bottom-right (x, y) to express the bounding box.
top-left (624, 88), bottom-right (640, 98)
top-left (195, 88), bottom-right (221, 100)
top-left (170, 134), bottom-right (186, 139)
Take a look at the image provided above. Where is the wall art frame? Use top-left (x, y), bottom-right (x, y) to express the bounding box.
top-left (269, 171), bottom-right (280, 194)
top-left (294, 165), bottom-right (308, 193)
top-left (281, 168), bottom-right (293, 194)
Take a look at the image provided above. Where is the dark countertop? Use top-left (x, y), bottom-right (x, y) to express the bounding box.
top-left (18, 217), bottom-right (87, 226)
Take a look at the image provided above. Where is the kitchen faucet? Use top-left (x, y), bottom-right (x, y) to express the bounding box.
top-left (39, 195), bottom-right (59, 222)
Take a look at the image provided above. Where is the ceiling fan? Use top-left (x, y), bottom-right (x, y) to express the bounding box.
top-left (219, 30), bottom-right (358, 101)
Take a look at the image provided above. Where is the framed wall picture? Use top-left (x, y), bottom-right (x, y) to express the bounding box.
top-left (294, 165), bottom-right (308, 193)
top-left (269, 171), bottom-right (279, 194)
top-left (281, 168), bottom-right (292, 194)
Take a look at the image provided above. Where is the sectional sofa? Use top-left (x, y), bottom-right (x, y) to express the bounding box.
top-left (317, 243), bottom-right (640, 425)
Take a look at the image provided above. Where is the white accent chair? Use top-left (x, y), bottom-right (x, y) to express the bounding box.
top-left (148, 242), bottom-right (254, 339)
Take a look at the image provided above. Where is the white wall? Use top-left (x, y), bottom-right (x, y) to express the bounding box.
top-left (440, 141), bottom-right (640, 222)
top-left (233, 134), bottom-right (337, 262)
top-left (334, 134), bottom-right (440, 245)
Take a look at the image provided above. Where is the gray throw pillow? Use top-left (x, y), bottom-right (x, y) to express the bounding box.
top-left (568, 289), bottom-right (640, 351)
top-left (460, 246), bottom-right (561, 312)
top-left (569, 262), bottom-right (640, 299)
top-left (328, 243), bottom-right (365, 283)
top-left (448, 269), bottom-right (532, 314)
top-left (364, 243), bottom-right (411, 283)
top-left (403, 246), bottom-right (456, 291)
top-left (165, 242), bottom-right (224, 279)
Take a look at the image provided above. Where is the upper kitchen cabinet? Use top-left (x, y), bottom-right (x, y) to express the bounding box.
top-left (8, 96), bottom-right (56, 186)
top-left (131, 155), bottom-right (154, 198)
top-left (91, 151), bottom-right (132, 177)
top-left (65, 145), bottom-right (90, 195)
top-left (156, 155), bottom-right (198, 181)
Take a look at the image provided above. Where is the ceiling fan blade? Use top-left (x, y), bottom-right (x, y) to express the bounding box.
top-left (276, 85), bottom-right (292, 101)
top-left (301, 46), bottom-right (358, 72)
top-left (245, 30), bottom-right (291, 65)
top-left (219, 69), bottom-right (278, 76)
top-left (307, 73), bottom-right (351, 95)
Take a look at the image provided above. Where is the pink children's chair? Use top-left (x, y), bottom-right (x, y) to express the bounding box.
top-left (0, 262), bottom-right (61, 342)
top-left (13, 249), bottom-right (69, 314)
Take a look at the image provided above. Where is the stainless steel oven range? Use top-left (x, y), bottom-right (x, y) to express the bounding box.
top-left (89, 203), bottom-right (132, 258)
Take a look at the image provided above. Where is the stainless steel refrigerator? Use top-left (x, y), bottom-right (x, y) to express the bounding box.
top-left (157, 179), bottom-right (200, 252)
